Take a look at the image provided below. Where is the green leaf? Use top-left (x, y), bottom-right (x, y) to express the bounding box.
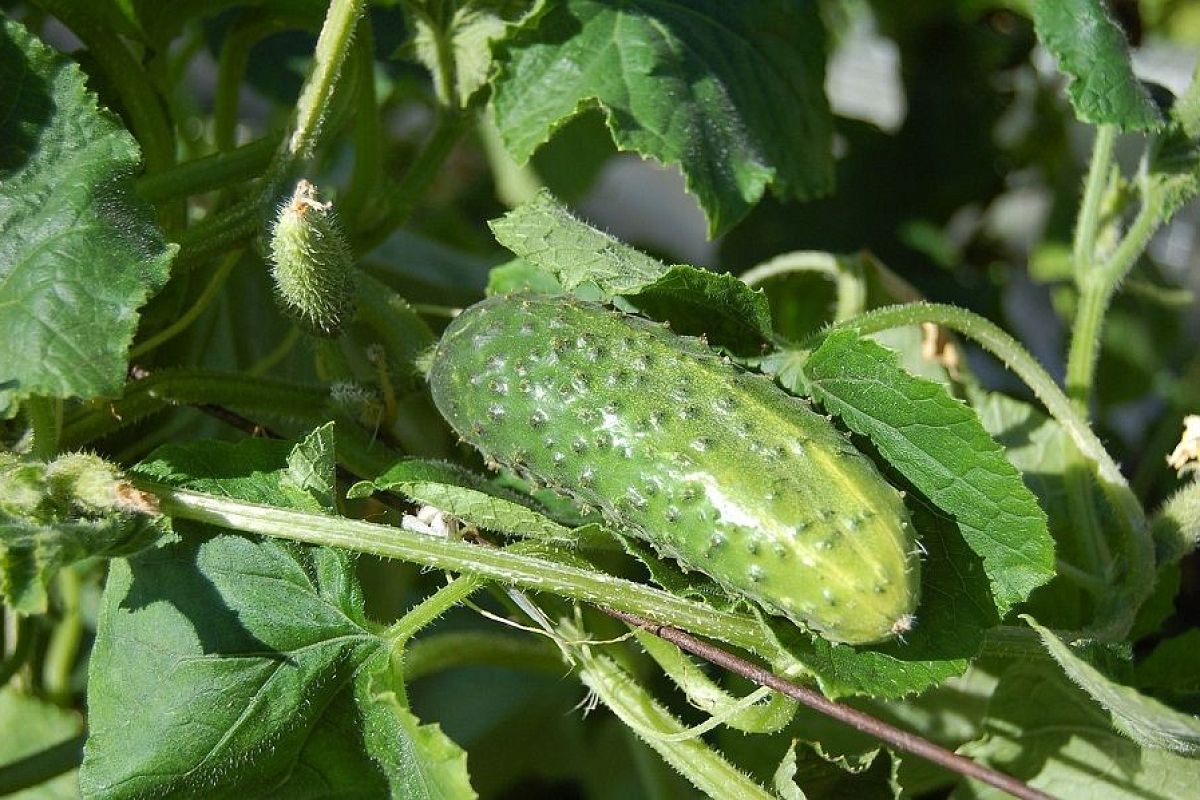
top-left (805, 331), bottom-right (1054, 616)
top-left (763, 499), bottom-right (996, 700)
top-left (82, 435), bottom-right (475, 799)
top-left (491, 0), bottom-right (833, 234)
top-left (1032, 0), bottom-right (1163, 131)
top-left (488, 191), bottom-right (772, 351)
top-left (0, 18), bottom-right (175, 413)
top-left (1147, 63), bottom-right (1200, 218)
top-left (1026, 616), bottom-right (1200, 757)
top-left (623, 266), bottom-right (773, 355)
top-left (408, 0), bottom-right (538, 106)
top-left (486, 257), bottom-right (564, 296)
top-left (0, 453), bottom-right (161, 614)
top-left (348, 458), bottom-right (572, 540)
top-left (0, 686), bottom-right (83, 799)
top-left (489, 189), bottom-right (668, 296)
top-left (959, 663), bottom-right (1200, 799)
top-left (772, 741), bottom-right (899, 800)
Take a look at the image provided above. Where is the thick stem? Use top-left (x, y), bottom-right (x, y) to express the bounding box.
top-left (42, 567), bottom-right (83, 705)
top-left (136, 137), bottom-right (277, 204)
top-left (143, 484), bottom-right (771, 656)
top-left (611, 611), bottom-right (1052, 800)
top-left (59, 370), bottom-right (330, 449)
top-left (173, 199), bottom-right (260, 274)
top-left (265, 0), bottom-right (365, 194)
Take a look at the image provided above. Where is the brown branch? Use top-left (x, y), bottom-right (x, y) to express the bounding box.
top-left (606, 609), bottom-right (1054, 800)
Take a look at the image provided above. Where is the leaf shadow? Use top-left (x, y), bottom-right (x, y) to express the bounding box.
top-left (0, 21), bottom-right (53, 178)
top-left (120, 524), bottom-right (290, 664)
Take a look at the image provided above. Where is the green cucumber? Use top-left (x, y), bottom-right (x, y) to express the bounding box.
top-left (429, 295), bottom-right (920, 644)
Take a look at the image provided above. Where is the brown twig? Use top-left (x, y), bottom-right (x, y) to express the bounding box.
top-left (607, 610), bottom-right (1054, 800)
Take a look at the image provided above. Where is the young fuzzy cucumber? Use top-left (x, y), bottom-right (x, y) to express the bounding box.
top-left (429, 295), bottom-right (920, 644)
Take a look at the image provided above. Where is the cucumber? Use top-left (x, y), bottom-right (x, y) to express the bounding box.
top-left (429, 295), bottom-right (920, 644)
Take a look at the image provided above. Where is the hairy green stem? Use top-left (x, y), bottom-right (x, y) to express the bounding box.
top-left (173, 199), bottom-right (260, 273)
top-left (1064, 194), bottom-right (1165, 408)
top-left (131, 250), bottom-right (242, 358)
top-left (385, 575), bottom-right (485, 648)
top-left (263, 0), bottom-right (365, 196)
top-left (136, 137), bottom-right (277, 204)
top-left (741, 251), bottom-right (866, 322)
top-left (402, 631), bottom-right (565, 682)
top-left (570, 634), bottom-right (775, 800)
top-left (144, 484), bottom-right (771, 656)
top-left (1071, 125), bottom-right (1117, 283)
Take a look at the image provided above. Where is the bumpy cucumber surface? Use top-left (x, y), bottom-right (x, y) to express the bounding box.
top-left (429, 295), bottom-right (920, 644)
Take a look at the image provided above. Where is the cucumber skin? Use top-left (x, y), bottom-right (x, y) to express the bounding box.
top-left (429, 295), bottom-right (920, 644)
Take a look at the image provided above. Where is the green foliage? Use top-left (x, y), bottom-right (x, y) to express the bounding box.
top-left (491, 0), bottom-right (833, 234)
top-left (0, 18), bottom-right (174, 414)
top-left (81, 431), bottom-right (474, 799)
top-left (1032, 0), bottom-right (1163, 131)
top-left (2, 1), bottom-right (1199, 797)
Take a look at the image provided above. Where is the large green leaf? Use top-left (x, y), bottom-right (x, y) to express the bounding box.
top-left (1027, 617), bottom-right (1200, 758)
top-left (0, 18), bottom-right (175, 413)
top-left (804, 331), bottom-right (1054, 616)
top-left (490, 0), bottom-right (833, 235)
top-left (959, 664), bottom-right (1200, 798)
top-left (1147, 63), bottom-right (1200, 217)
top-left (81, 430), bottom-right (475, 799)
top-left (1032, 0), bottom-right (1163, 131)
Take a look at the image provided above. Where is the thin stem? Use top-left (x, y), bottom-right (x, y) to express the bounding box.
top-left (136, 137), bottom-right (277, 204)
top-left (610, 611), bottom-right (1053, 800)
top-left (384, 574), bottom-right (485, 647)
top-left (247, 327), bottom-right (303, 376)
top-left (0, 733), bottom-right (86, 796)
top-left (402, 631), bottom-right (564, 682)
top-left (1055, 557), bottom-right (1107, 596)
top-left (340, 20), bottom-right (382, 226)
top-left (215, 13), bottom-right (288, 152)
top-left (143, 484), bottom-right (772, 656)
top-left (0, 614), bottom-right (34, 689)
top-left (1064, 194), bottom-right (1165, 408)
top-left (1071, 125), bottom-right (1117, 282)
top-left (355, 110), bottom-right (470, 251)
top-left (131, 250), bottom-right (242, 358)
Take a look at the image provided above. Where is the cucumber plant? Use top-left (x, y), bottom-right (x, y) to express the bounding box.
top-left (2, 1), bottom-right (1200, 799)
